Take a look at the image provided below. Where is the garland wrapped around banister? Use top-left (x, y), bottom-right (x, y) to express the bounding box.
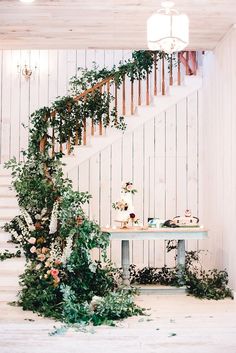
top-left (29, 50), bottom-right (180, 156)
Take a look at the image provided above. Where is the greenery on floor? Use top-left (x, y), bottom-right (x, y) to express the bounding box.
top-left (0, 249), bottom-right (21, 261)
top-left (129, 242), bottom-right (233, 300)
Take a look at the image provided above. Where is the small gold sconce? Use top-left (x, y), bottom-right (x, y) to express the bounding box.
top-left (17, 64), bottom-right (37, 80)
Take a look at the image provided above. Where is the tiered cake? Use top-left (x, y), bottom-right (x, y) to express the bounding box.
top-left (112, 182), bottom-right (137, 226)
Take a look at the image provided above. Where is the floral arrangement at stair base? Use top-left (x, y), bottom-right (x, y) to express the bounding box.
top-left (3, 82), bottom-right (145, 326)
top-left (112, 182), bottom-right (138, 228)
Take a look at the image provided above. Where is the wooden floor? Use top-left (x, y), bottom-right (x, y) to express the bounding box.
top-left (0, 294), bottom-right (236, 353)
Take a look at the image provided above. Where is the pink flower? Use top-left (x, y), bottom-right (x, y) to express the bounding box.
top-left (41, 247), bottom-right (49, 254)
top-left (126, 184), bottom-right (133, 191)
top-left (55, 259), bottom-right (61, 265)
top-left (38, 253), bottom-right (46, 262)
top-left (28, 237), bottom-right (36, 244)
top-left (50, 268), bottom-right (59, 277)
top-left (30, 246), bottom-right (36, 254)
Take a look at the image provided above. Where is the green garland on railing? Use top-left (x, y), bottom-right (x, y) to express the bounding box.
top-left (27, 50), bottom-right (173, 156)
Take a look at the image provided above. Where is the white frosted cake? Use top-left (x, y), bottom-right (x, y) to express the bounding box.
top-left (112, 182), bottom-right (137, 225)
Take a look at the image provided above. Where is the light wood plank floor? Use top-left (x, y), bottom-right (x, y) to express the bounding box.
top-left (0, 294), bottom-right (236, 353)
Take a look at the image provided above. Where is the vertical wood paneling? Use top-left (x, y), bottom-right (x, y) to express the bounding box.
top-left (133, 128), bottom-right (144, 267)
top-left (186, 93), bottom-right (198, 252)
top-left (20, 50), bottom-right (30, 155)
top-left (48, 50), bottom-right (58, 103)
top-left (1, 50), bottom-right (12, 163)
top-left (154, 112), bottom-right (166, 267)
top-left (10, 50), bottom-right (21, 160)
top-left (165, 105), bottom-right (177, 267)
top-left (110, 139), bottom-right (122, 266)
top-left (176, 99), bottom-right (187, 215)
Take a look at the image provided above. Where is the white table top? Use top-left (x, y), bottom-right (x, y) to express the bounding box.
top-left (102, 227), bottom-right (208, 241)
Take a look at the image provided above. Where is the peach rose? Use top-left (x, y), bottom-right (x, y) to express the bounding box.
top-left (30, 246), bottom-right (36, 254)
top-left (38, 253), bottom-right (46, 262)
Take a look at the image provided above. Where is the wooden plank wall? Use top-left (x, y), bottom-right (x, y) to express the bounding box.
top-left (78, 93), bottom-right (200, 268)
top-left (200, 29), bottom-right (236, 289)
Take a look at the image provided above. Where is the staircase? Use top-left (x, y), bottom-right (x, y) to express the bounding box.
top-left (0, 166), bottom-right (24, 301)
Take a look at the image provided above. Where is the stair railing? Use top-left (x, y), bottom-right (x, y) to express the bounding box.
top-left (40, 51), bottom-right (198, 156)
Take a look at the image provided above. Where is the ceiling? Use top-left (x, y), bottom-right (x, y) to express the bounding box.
top-left (0, 0), bottom-right (236, 50)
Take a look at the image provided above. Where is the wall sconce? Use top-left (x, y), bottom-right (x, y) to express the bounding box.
top-left (17, 64), bottom-right (37, 80)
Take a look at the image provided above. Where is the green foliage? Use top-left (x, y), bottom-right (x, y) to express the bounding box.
top-left (129, 264), bottom-right (178, 286)
top-left (0, 249), bottom-right (21, 261)
top-left (130, 249), bottom-right (233, 300)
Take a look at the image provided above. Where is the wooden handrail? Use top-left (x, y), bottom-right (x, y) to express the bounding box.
top-left (74, 76), bottom-right (113, 101)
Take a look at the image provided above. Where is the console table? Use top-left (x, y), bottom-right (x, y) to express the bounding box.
top-left (103, 227), bottom-right (208, 285)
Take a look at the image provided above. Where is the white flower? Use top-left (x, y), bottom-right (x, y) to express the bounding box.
top-left (88, 262), bottom-right (97, 273)
top-left (21, 208), bottom-right (35, 232)
top-left (61, 235), bottom-right (74, 264)
top-left (35, 263), bottom-right (42, 270)
top-left (49, 201), bottom-right (59, 234)
top-left (35, 214), bottom-right (42, 220)
top-left (30, 246), bottom-right (36, 253)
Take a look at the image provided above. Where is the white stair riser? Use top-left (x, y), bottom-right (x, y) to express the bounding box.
top-left (0, 289), bottom-right (20, 302)
top-left (0, 259), bottom-right (25, 274)
top-left (0, 185), bottom-right (15, 195)
top-left (0, 198), bottom-right (18, 207)
top-left (0, 243), bottom-right (20, 252)
top-left (0, 176), bottom-right (12, 186)
top-left (0, 208), bottom-right (20, 218)
top-left (0, 166), bottom-right (11, 177)
top-left (0, 232), bottom-right (12, 242)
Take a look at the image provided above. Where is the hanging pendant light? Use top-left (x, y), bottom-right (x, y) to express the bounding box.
top-left (147, 1), bottom-right (189, 54)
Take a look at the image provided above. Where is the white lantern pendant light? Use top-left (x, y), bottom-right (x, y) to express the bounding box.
top-left (147, 1), bottom-right (189, 54)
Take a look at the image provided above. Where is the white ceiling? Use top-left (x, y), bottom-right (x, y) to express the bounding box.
top-left (0, 0), bottom-right (236, 50)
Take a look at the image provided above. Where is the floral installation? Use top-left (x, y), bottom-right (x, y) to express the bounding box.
top-left (121, 182), bottom-right (137, 194)
top-left (112, 200), bottom-right (128, 211)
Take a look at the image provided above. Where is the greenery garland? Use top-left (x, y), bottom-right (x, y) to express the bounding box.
top-left (0, 249), bottom-right (21, 261)
top-left (129, 245), bottom-right (233, 300)
top-left (25, 50), bottom-right (174, 155)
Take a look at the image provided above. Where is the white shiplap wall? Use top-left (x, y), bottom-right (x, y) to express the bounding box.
top-left (201, 28), bottom-right (236, 289)
top-left (77, 93), bottom-right (201, 267)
